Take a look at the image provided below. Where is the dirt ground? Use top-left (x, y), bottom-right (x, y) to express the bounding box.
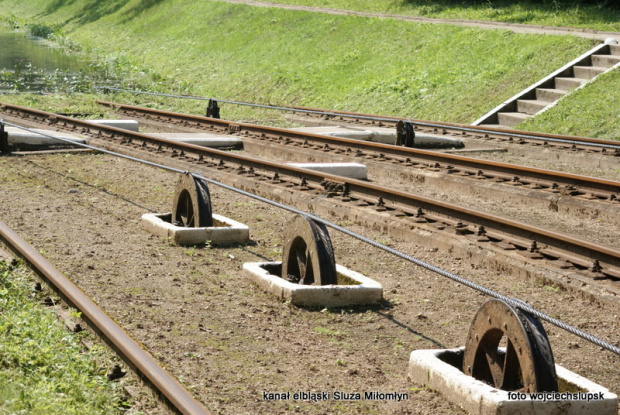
top-left (0, 149), bottom-right (618, 415)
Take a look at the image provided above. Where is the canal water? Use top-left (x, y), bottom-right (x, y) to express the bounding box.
top-left (0, 25), bottom-right (96, 93)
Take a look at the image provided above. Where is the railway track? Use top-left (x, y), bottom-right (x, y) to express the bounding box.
top-left (94, 90), bottom-right (620, 153)
top-left (2, 102), bottom-right (619, 414)
top-left (94, 100), bottom-right (620, 203)
top-left (279, 102), bottom-right (620, 153)
top-left (3, 151), bottom-right (618, 414)
top-left (1, 101), bottom-right (619, 300)
top-left (94, 101), bottom-right (620, 230)
top-left (0, 220), bottom-right (211, 415)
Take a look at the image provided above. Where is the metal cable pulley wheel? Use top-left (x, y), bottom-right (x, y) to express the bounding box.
top-left (281, 215), bottom-right (337, 286)
top-left (206, 99), bottom-right (220, 119)
top-left (396, 120), bottom-right (415, 147)
top-left (462, 299), bottom-right (558, 392)
top-left (0, 122), bottom-right (9, 154)
top-left (172, 173), bottom-right (213, 227)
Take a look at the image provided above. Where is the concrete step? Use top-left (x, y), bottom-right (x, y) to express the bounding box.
top-left (610, 44), bottom-right (620, 56)
top-left (536, 88), bottom-right (566, 102)
top-left (497, 112), bottom-right (529, 127)
top-left (554, 77), bottom-right (587, 91)
top-left (591, 54), bottom-right (620, 68)
top-left (516, 99), bottom-right (548, 115)
top-left (573, 65), bottom-right (607, 80)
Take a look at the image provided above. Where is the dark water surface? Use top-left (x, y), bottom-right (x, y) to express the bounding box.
top-left (0, 25), bottom-right (92, 92)
top-left (0, 27), bottom-right (85, 70)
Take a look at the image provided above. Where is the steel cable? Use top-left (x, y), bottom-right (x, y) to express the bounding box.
top-left (94, 86), bottom-right (620, 150)
top-left (2, 120), bottom-right (619, 356)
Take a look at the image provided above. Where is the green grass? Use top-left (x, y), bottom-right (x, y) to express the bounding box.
top-left (0, 2), bottom-right (595, 117)
top-left (313, 326), bottom-right (342, 336)
top-left (240, 0), bottom-right (620, 31)
top-left (76, 4), bottom-right (595, 123)
top-left (0, 0), bottom-right (616, 138)
top-left (0, 260), bottom-right (126, 414)
top-left (4, 0), bottom-right (619, 32)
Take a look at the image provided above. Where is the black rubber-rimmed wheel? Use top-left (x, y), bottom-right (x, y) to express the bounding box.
top-left (281, 215), bottom-right (337, 286)
top-left (462, 299), bottom-right (558, 392)
top-left (171, 173), bottom-right (213, 228)
top-left (396, 120), bottom-right (415, 147)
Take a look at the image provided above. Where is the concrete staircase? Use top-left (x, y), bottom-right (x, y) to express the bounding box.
top-left (474, 39), bottom-right (620, 129)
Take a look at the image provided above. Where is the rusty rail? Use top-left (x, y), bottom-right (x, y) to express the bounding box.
top-left (2, 112), bottom-right (620, 359)
top-left (280, 103), bottom-right (620, 149)
top-left (2, 102), bottom-right (619, 273)
top-left (96, 101), bottom-right (620, 197)
top-left (0, 219), bottom-right (211, 415)
top-left (93, 89), bottom-right (620, 150)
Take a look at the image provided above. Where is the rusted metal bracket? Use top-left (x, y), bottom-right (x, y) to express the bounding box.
top-left (321, 179), bottom-right (349, 198)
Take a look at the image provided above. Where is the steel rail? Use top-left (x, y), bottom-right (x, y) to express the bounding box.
top-left (3, 120), bottom-right (620, 356)
top-left (94, 87), bottom-right (620, 150)
top-left (2, 102), bottom-right (620, 270)
top-left (280, 104), bottom-right (620, 150)
top-left (96, 101), bottom-right (620, 196)
top-left (0, 220), bottom-right (212, 415)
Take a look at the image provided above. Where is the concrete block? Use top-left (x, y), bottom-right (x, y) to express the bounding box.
top-left (141, 213), bottom-right (249, 246)
top-left (242, 261), bottom-right (383, 307)
top-left (286, 162), bottom-right (368, 180)
top-left (6, 127), bottom-right (86, 149)
top-left (407, 348), bottom-right (618, 415)
top-left (290, 126), bottom-right (463, 148)
top-left (591, 55), bottom-right (620, 68)
top-left (149, 133), bottom-right (243, 148)
top-left (290, 126), bottom-right (395, 144)
top-left (573, 66), bottom-right (605, 80)
top-left (536, 88), bottom-right (566, 102)
top-left (88, 120), bottom-right (139, 132)
top-left (411, 133), bottom-right (464, 149)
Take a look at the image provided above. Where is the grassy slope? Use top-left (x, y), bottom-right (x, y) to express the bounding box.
top-left (0, 0), bottom-right (617, 139)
